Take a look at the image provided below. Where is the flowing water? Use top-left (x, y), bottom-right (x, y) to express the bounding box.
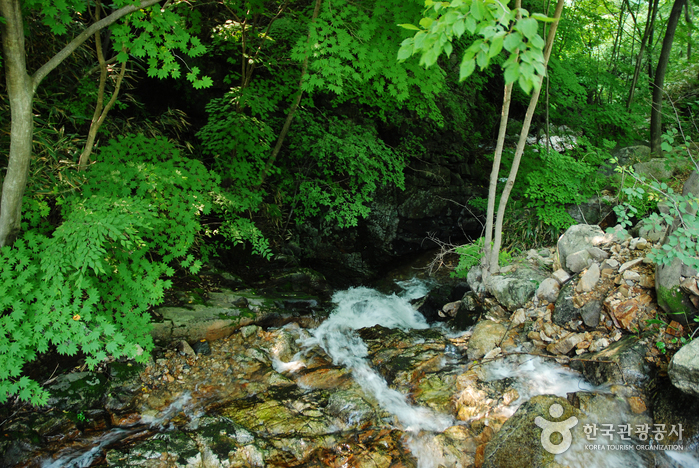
top-left (26, 278), bottom-right (699, 467)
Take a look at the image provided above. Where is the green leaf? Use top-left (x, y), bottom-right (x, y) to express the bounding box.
top-left (518, 18), bottom-right (539, 40)
top-left (489, 34), bottom-right (504, 58)
top-left (532, 13), bottom-right (556, 22)
top-left (503, 32), bottom-right (523, 53)
top-left (471, 0), bottom-right (486, 20)
top-left (453, 19), bottom-right (465, 37)
top-left (476, 51), bottom-right (489, 69)
top-left (419, 17), bottom-right (434, 29)
top-left (504, 62), bottom-right (520, 85)
top-left (398, 23), bottom-right (421, 31)
top-left (459, 57), bottom-right (476, 81)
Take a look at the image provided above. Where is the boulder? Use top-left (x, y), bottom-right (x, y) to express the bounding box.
top-left (633, 158), bottom-right (674, 180)
top-left (482, 395), bottom-right (581, 468)
top-left (566, 196), bottom-right (616, 226)
top-left (655, 171), bottom-right (699, 323)
top-left (484, 264), bottom-right (549, 311)
top-left (468, 320), bottom-right (507, 361)
top-left (485, 276), bottom-right (538, 311)
top-left (570, 336), bottom-right (651, 387)
top-left (668, 338), bottom-right (699, 397)
top-left (556, 224), bottom-right (610, 273)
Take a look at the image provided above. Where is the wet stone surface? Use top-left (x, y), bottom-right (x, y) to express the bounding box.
top-left (4, 229), bottom-right (699, 467)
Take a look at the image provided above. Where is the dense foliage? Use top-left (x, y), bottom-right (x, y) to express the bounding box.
top-left (1, 0), bottom-right (698, 404)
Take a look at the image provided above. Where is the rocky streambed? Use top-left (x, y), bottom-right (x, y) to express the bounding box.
top-left (3, 226), bottom-right (699, 467)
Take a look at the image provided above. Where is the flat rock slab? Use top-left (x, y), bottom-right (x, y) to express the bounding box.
top-left (151, 289), bottom-right (321, 343)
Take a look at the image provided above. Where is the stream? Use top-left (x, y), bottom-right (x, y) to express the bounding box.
top-left (5, 278), bottom-right (699, 467)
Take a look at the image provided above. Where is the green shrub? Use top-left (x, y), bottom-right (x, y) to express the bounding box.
top-left (452, 237), bottom-right (512, 279)
top-left (0, 134), bottom-right (270, 406)
top-left (524, 147), bottom-right (601, 230)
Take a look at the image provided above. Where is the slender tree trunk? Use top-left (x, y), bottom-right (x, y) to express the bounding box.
top-left (79, 3), bottom-right (128, 170)
top-left (650, 0), bottom-right (687, 156)
top-left (686, 2), bottom-right (693, 60)
top-left (628, 0), bottom-right (659, 109)
top-left (482, 0), bottom-right (522, 280)
top-left (260, 0), bottom-right (322, 185)
top-left (0, 0), bottom-right (161, 247)
top-left (488, 0), bottom-right (565, 272)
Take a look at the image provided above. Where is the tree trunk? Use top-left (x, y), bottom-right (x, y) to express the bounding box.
top-left (488, 0), bottom-right (565, 272)
top-left (627, 0), bottom-right (659, 110)
top-left (0, 0), bottom-right (161, 247)
top-left (650, 0), bottom-right (687, 156)
top-left (482, 1), bottom-right (521, 280)
top-left (0, 0), bottom-right (34, 247)
top-left (260, 0), bottom-right (322, 185)
top-left (686, 2), bottom-right (693, 60)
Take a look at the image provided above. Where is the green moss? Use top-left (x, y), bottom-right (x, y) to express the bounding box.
top-left (657, 285), bottom-right (691, 319)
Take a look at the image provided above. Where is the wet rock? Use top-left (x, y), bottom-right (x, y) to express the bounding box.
top-left (326, 389), bottom-right (376, 429)
top-left (104, 362), bottom-right (142, 414)
top-left (650, 376), bottom-right (699, 445)
top-left (547, 333), bottom-right (585, 355)
top-left (467, 320), bottom-right (507, 361)
top-left (46, 371), bottom-right (108, 412)
top-left (482, 395), bottom-right (581, 468)
top-left (454, 291), bottom-right (483, 330)
top-left (296, 367), bottom-right (352, 390)
top-left (106, 428), bottom-right (199, 467)
top-left (571, 336), bottom-right (650, 387)
top-left (668, 338), bottom-right (699, 397)
top-left (191, 339), bottom-right (211, 355)
top-left (416, 283), bottom-right (462, 322)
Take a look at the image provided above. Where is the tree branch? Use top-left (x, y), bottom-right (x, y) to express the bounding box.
top-left (31, 0), bottom-right (161, 93)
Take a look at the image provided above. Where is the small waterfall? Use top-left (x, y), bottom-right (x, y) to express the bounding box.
top-left (300, 280), bottom-right (454, 465)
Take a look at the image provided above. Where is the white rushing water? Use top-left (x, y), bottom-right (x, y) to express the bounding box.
top-left (299, 279), bottom-right (454, 468)
top-left (300, 279), bottom-right (453, 434)
top-left (302, 279), bottom-right (699, 468)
